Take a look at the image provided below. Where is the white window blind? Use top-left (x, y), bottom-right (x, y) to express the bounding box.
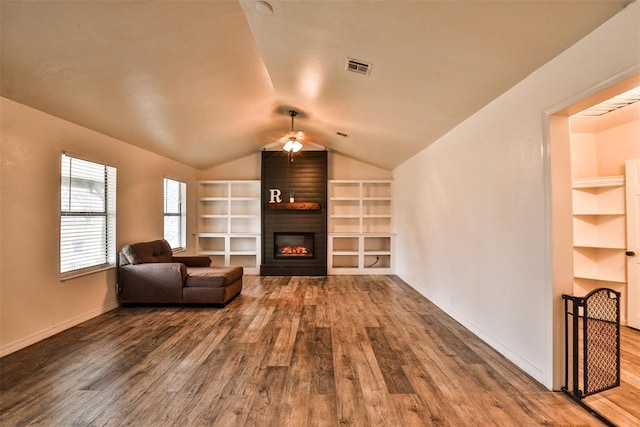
top-left (164, 178), bottom-right (186, 250)
top-left (60, 153), bottom-right (116, 278)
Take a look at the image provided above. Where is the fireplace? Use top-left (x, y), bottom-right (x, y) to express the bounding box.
top-left (275, 232), bottom-right (314, 259)
top-left (261, 150), bottom-right (327, 276)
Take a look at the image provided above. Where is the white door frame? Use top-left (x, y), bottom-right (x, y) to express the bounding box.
top-left (542, 66), bottom-right (639, 390)
top-left (626, 158), bottom-right (640, 330)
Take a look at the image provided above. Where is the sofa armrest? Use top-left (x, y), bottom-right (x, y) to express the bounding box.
top-left (172, 256), bottom-right (211, 267)
top-left (118, 263), bottom-right (187, 303)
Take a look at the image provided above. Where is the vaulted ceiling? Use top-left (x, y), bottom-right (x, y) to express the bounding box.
top-left (1, 0), bottom-right (631, 170)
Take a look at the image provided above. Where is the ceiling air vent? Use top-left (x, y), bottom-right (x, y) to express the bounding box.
top-left (346, 58), bottom-right (372, 76)
top-left (574, 85), bottom-right (640, 117)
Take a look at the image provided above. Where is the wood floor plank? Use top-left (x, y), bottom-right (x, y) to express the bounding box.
top-left (331, 323), bottom-right (372, 425)
top-left (161, 325), bottom-right (233, 393)
top-left (240, 305), bottom-right (276, 343)
top-left (311, 327), bottom-right (336, 395)
top-left (390, 394), bottom-right (438, 427)
top-left (244, 366), bottom-right (290, 426)
top-left (266, 312), bottom-right (300, 367)
top-left (1, 275), bottom-right (627, 426)
top-left (307, 395), bottom-right (337, 426)
top-left (399, 356), bottom-right (468, 425)
top-left (365, 327), bottom-right (415, 394)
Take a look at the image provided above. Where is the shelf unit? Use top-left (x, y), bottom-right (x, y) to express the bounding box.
top-left (572, 176), bottom-right (627, 320)
top-left (328, 180), bottom-right (395, 274)
top-left (195, 180), bottom-right (260, 274)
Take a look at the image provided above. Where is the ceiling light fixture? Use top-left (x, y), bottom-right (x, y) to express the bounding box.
top-left (283, 110), bottom-right (303, 153)
top-left (255, 1), bottom-right (273, 16)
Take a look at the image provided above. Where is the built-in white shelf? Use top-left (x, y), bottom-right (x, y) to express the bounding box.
top-left (571, 175), bottom-right (627, 320)
top-left (328, 180), bottom-right (395, 274)
top-left (196, 180), bottom-right (260, 274)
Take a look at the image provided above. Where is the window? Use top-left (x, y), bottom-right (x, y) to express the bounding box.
top-left (164, 177), bottom-right (186, 250)
top-left (60, 153), bottom-right (116, 278)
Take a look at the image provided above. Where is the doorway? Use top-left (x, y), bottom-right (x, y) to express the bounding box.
top-left (568, 89), bottom-right (640, 327)
top-left (549, 73), bottom-right (640, 424)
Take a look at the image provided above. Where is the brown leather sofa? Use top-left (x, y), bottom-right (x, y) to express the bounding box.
top-left (117, 239), bottom-right (242, 305)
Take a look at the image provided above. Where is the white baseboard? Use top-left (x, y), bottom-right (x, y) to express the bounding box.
top-left (0, 302), bottom-right (120, 357)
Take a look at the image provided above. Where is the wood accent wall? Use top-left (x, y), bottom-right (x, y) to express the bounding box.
top-left (261, 150), bottom-right (328, 276)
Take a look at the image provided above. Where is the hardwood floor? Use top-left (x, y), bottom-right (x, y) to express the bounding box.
top-left (0, 275), bottom-right (615, 426)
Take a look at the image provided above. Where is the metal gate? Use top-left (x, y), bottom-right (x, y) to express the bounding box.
top-left (562, 288), bottom-right (620, 426)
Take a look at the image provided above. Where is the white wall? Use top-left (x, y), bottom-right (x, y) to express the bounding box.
top-left (200, 153), bottom-right (262, 180)
top-left (571, 101), bottom-right (640, 178)
top-left (393, 2), bottom-right (639, 389)
top-left (0, 98), bottom-right (199, 356)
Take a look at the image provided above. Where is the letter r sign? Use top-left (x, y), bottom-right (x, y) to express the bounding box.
top-left (268, 189), bottom-right (282, 203)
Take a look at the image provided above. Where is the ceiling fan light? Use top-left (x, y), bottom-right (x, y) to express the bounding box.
top-left (281, 110), bottom-right (304, 153)
top-left (283, 140), bottom-right (294, 152)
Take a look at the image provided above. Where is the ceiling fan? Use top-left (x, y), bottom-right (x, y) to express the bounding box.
top-left (262, 108), bottom-right (325, 153)
top-left (280, 110), bottom-right (306, 153)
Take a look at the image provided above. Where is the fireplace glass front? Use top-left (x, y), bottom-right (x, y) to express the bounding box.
top-left (274, 232), bottom-right (314, 259)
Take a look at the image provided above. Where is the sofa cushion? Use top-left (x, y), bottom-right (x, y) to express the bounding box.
top-left (122, 239), bottom-right (173, 265)
top-left (185, 266), bottom-right (243, 288)
top-left (122, 245), bottom-right (142, 265)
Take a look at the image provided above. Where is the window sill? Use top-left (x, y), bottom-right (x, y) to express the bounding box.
top-left (60, 265), bottom-right (116, 282)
